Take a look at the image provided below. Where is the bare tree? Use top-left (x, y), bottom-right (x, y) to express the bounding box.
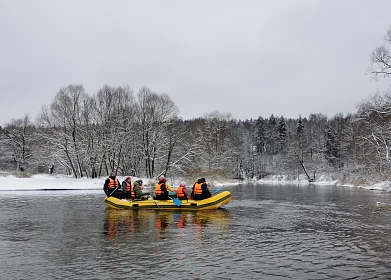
top-left (0, 115), bottom-right (34, 171)
top-left (134, 87), bottom-right (179, 178)
top-left (199, 111), bottom-right (236, 177)
top-left (93, 85), bottom-right (136, 176)
top-left (37, 85), bottom-right (88, 178)
top-left (160, 119), bottom-right (202, 177)
top-left (367, 25), bottom-right (391, 78)
top-left (355, 90), bottom-right (391, 174)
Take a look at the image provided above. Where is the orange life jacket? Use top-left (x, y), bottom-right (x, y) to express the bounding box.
top-left (124, 181), bottom-right (132, 192)
top-left (155, 183), bottom-right (166, 195)
top-left (177, 186), bottom-right (186, 198)
top-left (108, 178), bottom-right (119, 189)
top-left (131, 184), bottom-right (143, 197)
top-left (193, 183), bottom-right (203, 195)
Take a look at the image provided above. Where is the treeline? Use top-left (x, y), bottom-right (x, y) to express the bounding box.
top-left (1, 26), bottom-right (390, 182)
top-left (0, 83), bottom-right (391, 183)
top-left (0, 84), bottom-right (241, 180)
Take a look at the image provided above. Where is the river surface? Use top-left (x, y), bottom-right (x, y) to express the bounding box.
top-left (1, 183), bottom-right (391, 279)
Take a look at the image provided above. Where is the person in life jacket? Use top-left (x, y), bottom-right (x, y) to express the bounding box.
top-left (132, 179), bottom-right (150, 200)
top-left (176, 181), bottom-right (189, 200)
top-left (159, 176), bottom-right (174, 191)
top-left (121, 176), bottom-right (133, 199)
top-left (155, 177), bottom-right (171, 200)
top-left (103, 172), bottom-right (125, 199)
top-left (191, 177), bottom-right (211, 200)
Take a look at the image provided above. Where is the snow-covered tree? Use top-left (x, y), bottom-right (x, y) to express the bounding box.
top-left (367, 25), bottom-right (391, 78)
top-left (134, 87), bottom-right (179, 178)
top-left (37, 85), bottom-right (88, 178)
top-left (0, 115), bottom-right (35, 171)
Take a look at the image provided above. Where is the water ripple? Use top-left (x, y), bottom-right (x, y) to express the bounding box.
top-left (1, 185), bottom-right (391, 279)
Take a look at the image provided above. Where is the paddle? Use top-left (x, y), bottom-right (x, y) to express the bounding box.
top-left (149, 195), bottom-right (162, 210)
top-left (213, 187), bottom-right (223, 194)
top-left (207, 181), bottom-right (222, 195)
top-left (168, 196), bottom-right (182, 207)
top-left (96, 185), bottom-right (121, 208)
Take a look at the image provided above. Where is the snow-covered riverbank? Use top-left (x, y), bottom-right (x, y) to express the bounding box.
top-left (0, 174), bottom-right (226, 192)
top-left (256, 174), bottom-right (391, 192)
top-left (0, 173), bottom-right (390, 193)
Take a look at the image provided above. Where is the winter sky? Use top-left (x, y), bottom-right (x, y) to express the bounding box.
top-left (0, 0), bottom-right (391, 126)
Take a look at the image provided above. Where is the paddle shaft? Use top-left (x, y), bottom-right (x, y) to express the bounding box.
top-left (96, 184), bottom-right (121, 208)
top-left (149, 195), bottom-right (162, 210)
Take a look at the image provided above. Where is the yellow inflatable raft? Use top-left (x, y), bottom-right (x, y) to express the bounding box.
top-left (104, 191), bottom-right (231, 211)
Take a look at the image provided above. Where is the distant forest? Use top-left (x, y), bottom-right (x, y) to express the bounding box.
top-left (1, 25), bottom-right (391, 183)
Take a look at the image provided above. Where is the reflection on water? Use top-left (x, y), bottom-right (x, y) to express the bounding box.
top-left (103, 208), bottom-right (232, 242)
top-left (1, 184), bottom-right (391, 279)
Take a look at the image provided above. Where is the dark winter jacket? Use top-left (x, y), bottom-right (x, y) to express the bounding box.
top-left (191, 177), bottom-right (211, 200)
top-left (103, 175), bottom-right (124, 199)
top-left (103, 175), bottom-right (120, 194)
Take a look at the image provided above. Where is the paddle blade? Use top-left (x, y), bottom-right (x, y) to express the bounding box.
top-left (173, 198), bottom-right (182, 206)
top-left (214, 187), bottom-right (222, 194)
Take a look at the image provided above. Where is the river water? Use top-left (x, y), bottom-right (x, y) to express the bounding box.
top-left (1, 183), bottom-right (391, 280)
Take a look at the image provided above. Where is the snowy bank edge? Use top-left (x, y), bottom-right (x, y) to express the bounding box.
top-left (256, 174), bottom-right (391, 192)
top-left (1, 173), bottom-right (390, 193)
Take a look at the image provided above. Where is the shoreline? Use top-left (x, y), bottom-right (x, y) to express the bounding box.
top-left (0, 173), bottom-right (390, 193)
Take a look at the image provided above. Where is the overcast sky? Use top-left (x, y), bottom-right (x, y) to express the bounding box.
top-left (0, 0), bottom-right (390, 126)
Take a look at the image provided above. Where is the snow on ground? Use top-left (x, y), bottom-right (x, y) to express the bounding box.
top-left (1, 173), bottom-right (390, 194)
top-left (257, 174), bottom-right (331, 185)
top-left (257, 174), bottom-right (391, 192)
top-left (0, 174), bottom-right (104, 191)
top-left (0, 174), bottom-right (160, 192)
top-left (351, 181), bottom-right (391, 192)
top-left (0, 174), bottom-right (234, 193)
